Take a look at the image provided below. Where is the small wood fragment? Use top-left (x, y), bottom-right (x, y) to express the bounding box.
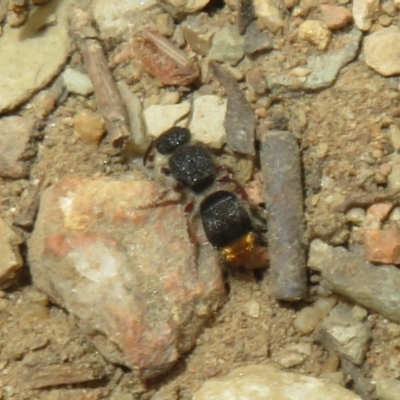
top-left (134, 30), bottom-right (200, 86)
top-left (211, 62), bottom-right (255, 156)
top-left (14, 174), bottom-right (47, 230)
top-left (68, 9), bottom-right (131, 147)
top-left (27, 362), bottom-right (108, 389)
top-left (261, 130), bottom-right (307, 301)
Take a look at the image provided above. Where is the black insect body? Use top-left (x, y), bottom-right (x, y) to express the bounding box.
top-left (168, 145), bottom-right (216, 192)
top-left (154, 127), bottom-right (191, 155)
top-left (153, 127), bottom-right (266, 268)
top-left (200, 190), bottom-right (256, 266)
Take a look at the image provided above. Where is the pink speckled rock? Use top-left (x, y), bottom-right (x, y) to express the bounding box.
top-left (29, 175), bottom-right (226, 378)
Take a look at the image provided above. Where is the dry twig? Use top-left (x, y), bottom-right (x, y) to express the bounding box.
top-left (68, 9), bottom-right (130, 147)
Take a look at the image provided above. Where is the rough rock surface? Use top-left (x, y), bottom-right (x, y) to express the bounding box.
top-left (0, 116), bottom-right (37, 179)
top-left (193, 365), bottom-right (362, 400)
top-left (28, 175), bottom-right (226, 378)
top-left (0, 0), bottom-right (72, 113)
top-left (267, 29), bottom-right (362, 92)
top-left (310, 242), bottom-right (400, 324)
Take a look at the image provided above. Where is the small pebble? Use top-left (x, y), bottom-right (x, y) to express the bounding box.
top-left (155, 13), bottom-right (174, 37)
top-left (144, 102), bottom-right (190, 138)
top-left (275, 342), bottom-right (311, 368)
top-left (364, 227), bottom-right (400, 264)
top-left (320, 5), bottom-right (353, 30)
top-left (294, 306), bottom-right (325, 335)
top-left (189, 95), bottom-right (227, 148)
top-left (379, 14), bottom-right (392, 27)
top-left (62, 68), bottom-right (93, 96)
top-left (346, 208), bottom-right (366, 226)
top-left (253, 0), bottom-right (285, 33)
top-left (390, 124), bottom-right (400, 151)
top-left (382, 1), bottom-right (396, 16)
top-left (352, 0), bottom-right (380, 31)
top-left (388, 159), bottom-right (400, 189)
top-left (73, 109), bottom-right (106, 144)
top-left (308, 239), bottom-right (332, 272)
top-left (208, 25), bottom-right (244, 65)
top-left (298, 20), bottom-right (332, 50)
top-left (367, 202), bottom-right (393, 221)
top-left (294, 297), bottom-right (336, 335)
top-left (242, 299), bottom-right (261, 318)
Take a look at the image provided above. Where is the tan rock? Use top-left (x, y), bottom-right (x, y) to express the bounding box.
top-left (0, 0), bottom-right (72, 113)
top-left (193, 365), bottom-right (362, 400)
top-left (253, 0), bottom-right (285, 33)
top-left (363, 27), bottom-right (400, 77)
top-left (353, 0), bottom-right (380, 31)
top-left (298, 20), bottom-right (332, 50)
top-left (73, 109), bottom-right (106, 145)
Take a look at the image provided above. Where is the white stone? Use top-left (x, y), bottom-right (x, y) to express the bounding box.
top-left (0, 0), bottom-right (72, 113)
top-left (193, 365), bottom-right (362, 400)
top-left (363, 27), bottom-right (400, 77)
top-left (353, 0), bottom-right (380, 31)
top-left (144, 102), bottom-right (190, 138)
top-left (0, 218), bottom-right (23, 289)
top-left (189, 95), bottom-right (227, 148)
top-left (93, 0), bottom-right (157, 38)
top-left (63, 68), bottom-right (93, 96)
top-left (345, 208), bottom-right (366, 226)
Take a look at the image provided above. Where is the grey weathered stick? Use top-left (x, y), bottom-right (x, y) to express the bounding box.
top-left (68, 9), bottom-right (130, 147)
top-left (238, 0), bottom-right (254, 34)
top-left (211, 62), bottom-right (255, 156)
top-left (261, 130), bottom-right (307, 301)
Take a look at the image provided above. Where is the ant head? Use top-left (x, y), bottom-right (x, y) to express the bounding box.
top-left (154, 127), bottom-right (191, 155)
